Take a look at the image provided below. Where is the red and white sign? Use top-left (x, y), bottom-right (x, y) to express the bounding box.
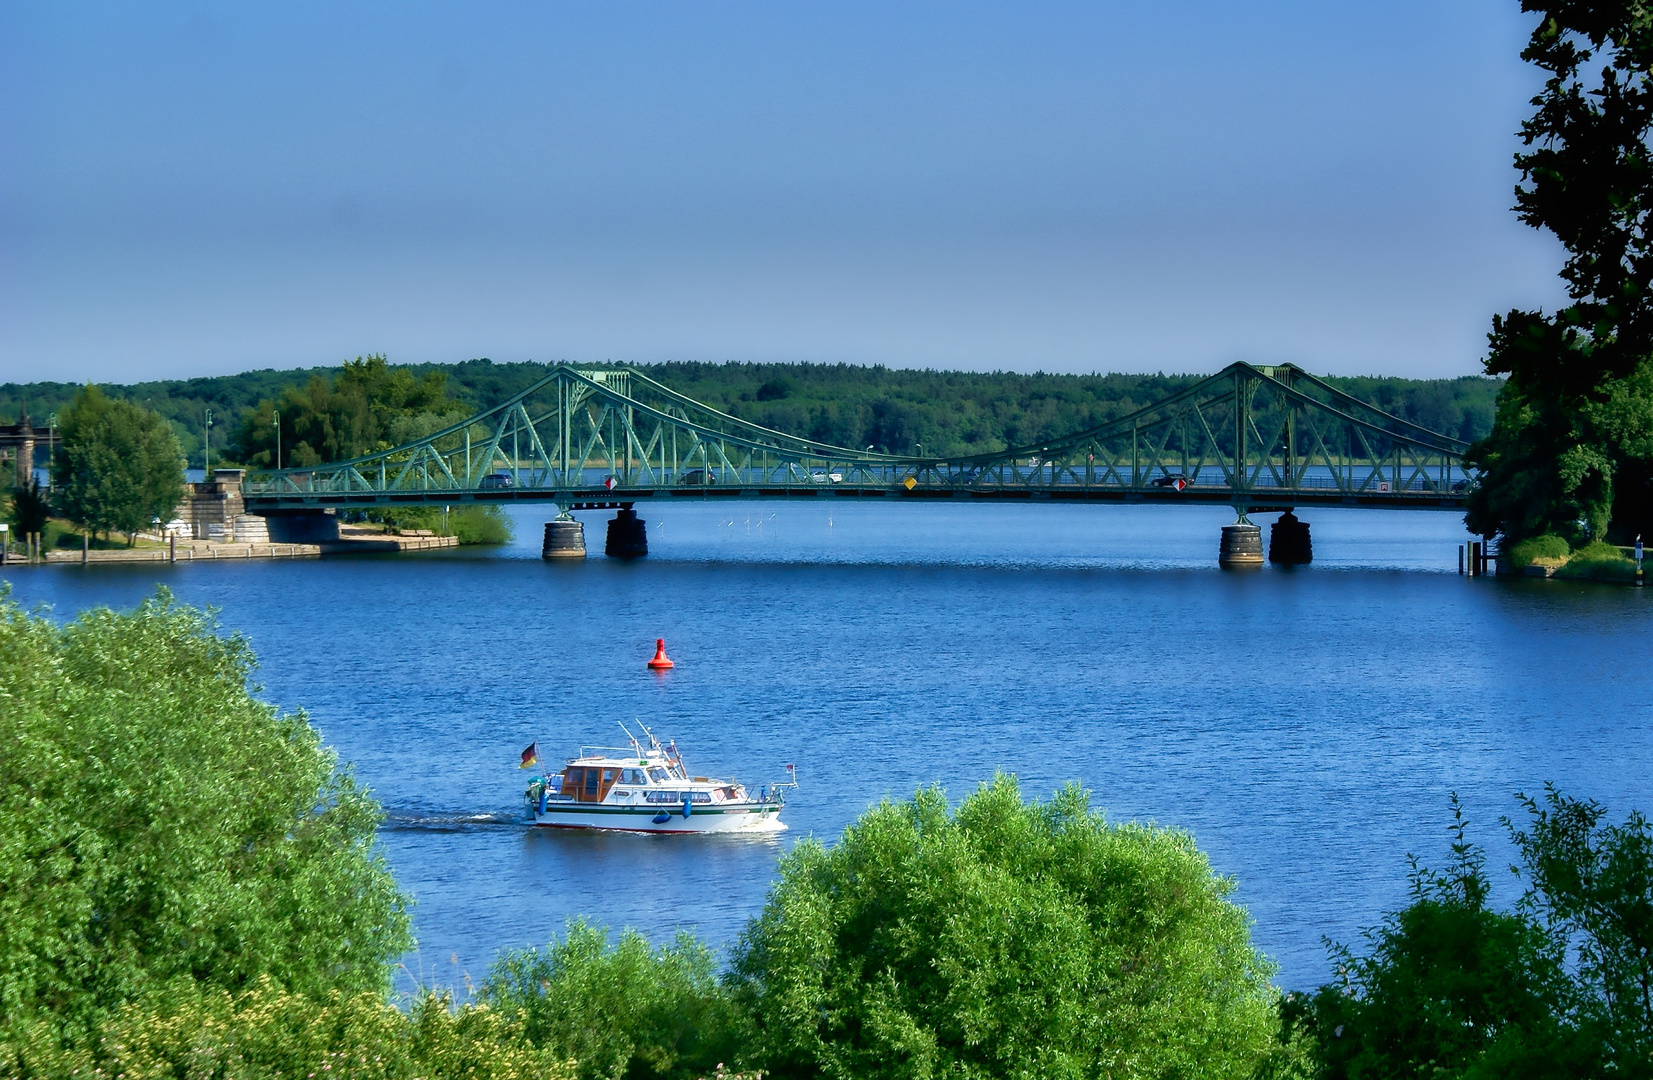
top-left (604, 476), bottom-right (618, 491)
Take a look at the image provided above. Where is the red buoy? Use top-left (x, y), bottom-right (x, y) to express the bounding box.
top-left (647, 638), bottom-right (674, 670)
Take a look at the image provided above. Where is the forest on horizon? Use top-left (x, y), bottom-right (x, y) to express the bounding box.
top-left (0, 358), bottom-right (1503, 469)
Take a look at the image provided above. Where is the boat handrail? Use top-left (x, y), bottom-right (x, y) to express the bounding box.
top-left (574, 744), bottom-right (665, 760)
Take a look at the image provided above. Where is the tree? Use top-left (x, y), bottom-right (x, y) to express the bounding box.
top-left (1310, 789), bottom-right (1653, 1079)
top-left (6, 476), bottom-right (50, 547)
top-left (1468, 4), bottom-right (1653, 543)
top-left (234, 354), bottom-right (469, 469)
top-left (0, 590), bottom-right (411, 1041)
top-left (52, 385), bottom-right (186, 542)
top-left (1309, 797), bottom-right (1591, 1079)
top-left (1509, 785), bottom-right (1653, 1071)
top-left (729, 775), bottom-right (1279, 1080)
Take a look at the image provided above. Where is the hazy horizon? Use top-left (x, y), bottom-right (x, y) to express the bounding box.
top-left (3, 2), bottom-right (1563, 384)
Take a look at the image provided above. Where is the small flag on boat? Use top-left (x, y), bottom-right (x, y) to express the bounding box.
top-left (520, 742), bottom-right (539, 769)
top-left (786, 764), bottom-right (795, 773)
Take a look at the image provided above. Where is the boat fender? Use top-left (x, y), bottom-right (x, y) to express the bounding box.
top-left (652, 812), bottom-right (672, 825)
top-left (682, 796), bottom-right (692, 818)
top-left (539, 789), bottom-right (548, 814)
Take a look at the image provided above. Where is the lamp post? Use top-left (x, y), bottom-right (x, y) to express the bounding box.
top-left (203, 408), bottom-right (213, 476)
top-left (152, 516), bottom-right (161, 543)
top-left (47, 412), bottom-right (56, 491)
top-left (273, 409), bottom-right (281, 470)
top-left (1637, 533), bottom-right (1644, 588)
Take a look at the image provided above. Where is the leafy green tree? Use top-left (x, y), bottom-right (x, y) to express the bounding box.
top-left (729, 775), bottom-right (1279, 1080)
top-left (52, 384), bottom-right (186, 542)
top-left (235, 354), bottom-right (470, 468)
top-left (483, 920), bottom-right (739, 1080)
top-left (1469, 4), bottom-right (1653, 543)
top-left (0, 590), bottom-right (411, 1043)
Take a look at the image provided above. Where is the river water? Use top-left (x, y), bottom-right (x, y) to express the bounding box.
top-left (5, 501), bottom-right (1650, 992)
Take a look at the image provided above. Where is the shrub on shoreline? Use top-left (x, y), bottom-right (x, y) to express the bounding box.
top-left (1556, 539), bottom-right (1637, 582)
top-left (1505, 533), bottom-right (1570, 569)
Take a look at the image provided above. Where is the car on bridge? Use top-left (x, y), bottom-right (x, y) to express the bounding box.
top-left (1150, 474), bottom-right (1189, 491)
top-left (809, 470), bottom-right (844, 484)
top-left (479, 472), bottom-right (515, 490)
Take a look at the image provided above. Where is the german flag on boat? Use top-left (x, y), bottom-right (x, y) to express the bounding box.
top-left (519, 742), bottom-right (539, 769)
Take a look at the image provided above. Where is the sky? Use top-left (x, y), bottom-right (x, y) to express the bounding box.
top-left (1, 2), bottom-right (1567, 383)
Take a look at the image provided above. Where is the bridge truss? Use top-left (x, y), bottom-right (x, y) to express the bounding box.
top-left (242, 362), bottom-right (1470, 514)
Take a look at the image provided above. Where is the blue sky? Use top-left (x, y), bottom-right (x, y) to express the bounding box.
top-left (2, 2), bottom-right (1563, 382)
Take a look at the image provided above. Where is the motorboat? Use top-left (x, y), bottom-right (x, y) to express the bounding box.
top-left (522, 724), bottom-right (793, 833)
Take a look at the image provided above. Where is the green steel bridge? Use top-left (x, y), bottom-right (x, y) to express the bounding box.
top-left (241, 361), bottom-right (1471, 517)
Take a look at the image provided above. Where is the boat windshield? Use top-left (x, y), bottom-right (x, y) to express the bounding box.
top-left (647, 767), bottom-right (670, 783)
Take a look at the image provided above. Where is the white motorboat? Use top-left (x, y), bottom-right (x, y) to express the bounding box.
top-left (522, 724), bottom-right (793, 834)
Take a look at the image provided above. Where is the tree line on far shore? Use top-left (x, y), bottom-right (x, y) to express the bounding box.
top-left (2, 357), bottom-right (1503, 476)
top-left (1, 591), bottom-right (1649, 1080)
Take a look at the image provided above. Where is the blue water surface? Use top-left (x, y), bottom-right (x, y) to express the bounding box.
top-left (5, 501), bottom-right (1649, 991)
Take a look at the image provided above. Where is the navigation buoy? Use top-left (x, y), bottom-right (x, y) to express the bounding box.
top-left (647, 639), bottom-right (675, 670)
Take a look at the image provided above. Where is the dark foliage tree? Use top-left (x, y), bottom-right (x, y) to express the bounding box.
top-left (7, 476), bottom-right (50, 545)
top-left (1469, 3), bottom-right (1653, 543)
top-left (52, 385), bottom-right (185, 542)
top-left (1510, 785), bottom-right (1653, 1072)
top-left (1310, 797), bottom-right (1590, 1079)
top-left (1311, 789), bottom-right (1653, 1079)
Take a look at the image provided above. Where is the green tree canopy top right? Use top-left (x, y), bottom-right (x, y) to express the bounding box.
top-left (1469, 2), bottom-right (1653, 544)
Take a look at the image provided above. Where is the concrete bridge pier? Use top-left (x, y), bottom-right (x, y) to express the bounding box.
top-left (1218, 511), bottom-right (1264, 569)
top-left (542, 511), bottom-right (587, 559)
top-left (1268, 510), bottom-right (1313, 565)
top-left (604, 504), bottom-right (648, 558)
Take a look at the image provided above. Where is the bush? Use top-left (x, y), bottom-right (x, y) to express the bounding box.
top-left (1556, 539), bottom-right (1637, 581)
top-left (729, 775), bottom-right (1279, 1080)
top-left (449, 505), bottom-right (513, 545)
top-left (1505, 533), bottom-right (1570, 568)
top-left (360, 505), bottom-right (511, 545)
top-left (482, 921), bottom-right (739, 1080)
top-left (0, 590), bottom-right (411, 1042)
top-left (6, 977), bottom-right (576, 1080)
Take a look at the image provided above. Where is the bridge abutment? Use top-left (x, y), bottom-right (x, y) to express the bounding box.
top-left (1268, 511), bottom-right (1312, 565)
top-left (604, 505), bottom-right (648, 558)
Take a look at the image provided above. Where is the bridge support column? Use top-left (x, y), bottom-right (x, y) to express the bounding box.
top-left (542, 514), bottom-right (586, 559)
top-left (604, 504), bottom-right (648, 558)
top-left (1219, 512), bottom-right (1264, 569)
top-left (1268, 511), bottom-right (1312, 565)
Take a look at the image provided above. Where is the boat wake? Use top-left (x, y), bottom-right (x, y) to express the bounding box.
top-left (380, 810), bottom-right (521, 832)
